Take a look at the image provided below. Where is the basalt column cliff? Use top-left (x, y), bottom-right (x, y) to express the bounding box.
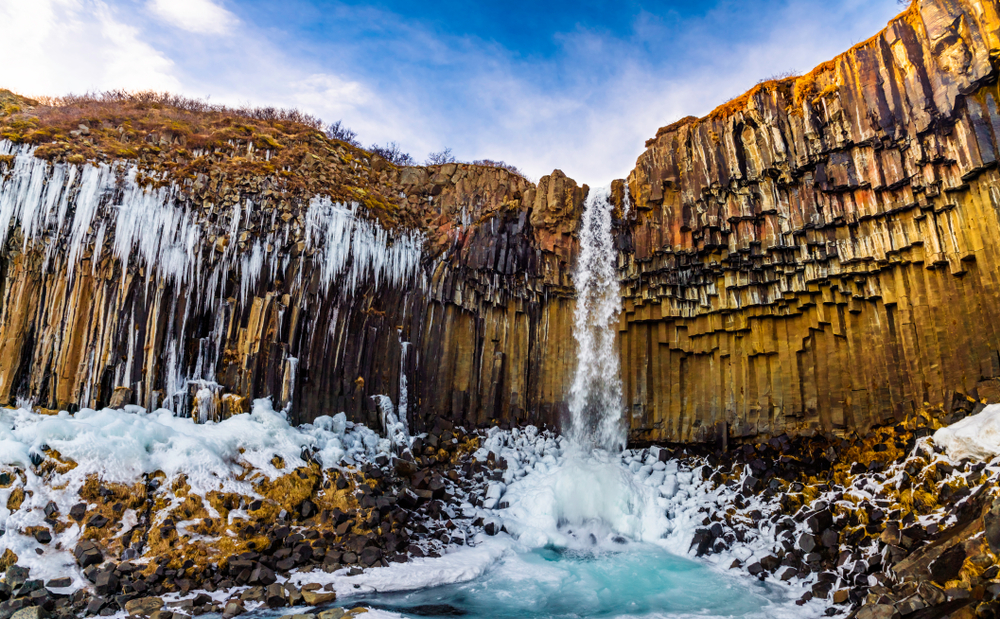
top-left (1, 0), bottom-right (1000, 446)
top-left (620, 0), bottom-right (1000, 443)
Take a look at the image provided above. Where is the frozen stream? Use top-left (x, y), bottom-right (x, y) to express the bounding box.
top-left (342, 544), bottom-right (785, 619)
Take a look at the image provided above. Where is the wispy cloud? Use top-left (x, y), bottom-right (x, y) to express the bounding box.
top-left (0, 0), bottom-right (903, 183)
top-left (146, 0), bottom-right (239, 35)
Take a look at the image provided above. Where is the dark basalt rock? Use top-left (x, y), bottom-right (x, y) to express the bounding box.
top-left (92, 571), bottom-right (118, 597)
top-left (929, 545), bottom-right (967, 585)
top-left (73, 541), bottom-right (103, 568)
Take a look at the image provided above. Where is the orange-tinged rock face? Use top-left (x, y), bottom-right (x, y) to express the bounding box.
top-left (616, 0), bottom-right (1000, 443)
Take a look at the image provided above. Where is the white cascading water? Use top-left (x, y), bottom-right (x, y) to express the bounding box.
top-left (382, 186), bottom-right (802, 617)
top-left (493, 185), bottom-right (663, 549)
top-left (567, 185), bottom-right (625, 452)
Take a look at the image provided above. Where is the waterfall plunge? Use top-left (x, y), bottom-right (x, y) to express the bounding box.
top-left (494, 185), bottom-right (655, 550)
top-left (567, 185), bottom-right (625, 453)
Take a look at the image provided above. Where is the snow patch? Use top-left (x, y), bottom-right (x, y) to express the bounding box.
top-left (0, 398), bottom-right (394, 585)
top-left (933, 404), bottom-right (1000, 461)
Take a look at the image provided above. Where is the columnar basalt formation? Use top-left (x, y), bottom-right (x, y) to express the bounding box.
top-left (620, 0), bottom-right (1000, 443)
top-left (0, 116), bottom-right (586, 432)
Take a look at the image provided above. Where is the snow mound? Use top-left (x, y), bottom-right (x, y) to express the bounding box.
top-left (933, 404), bottom-right (1000, 461)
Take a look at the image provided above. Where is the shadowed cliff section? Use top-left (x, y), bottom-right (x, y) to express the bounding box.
top-left (0, 90), bottom-right (592, 433)
top-left (620, 0), bottom-right (1000, 442)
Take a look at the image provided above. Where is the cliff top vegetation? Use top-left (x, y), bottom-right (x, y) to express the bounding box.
top-left (0, 89), bottom-right (405, 214)
top-left (0, 89), bottom-right (531, 230)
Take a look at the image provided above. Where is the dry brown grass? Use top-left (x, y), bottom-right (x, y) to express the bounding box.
top-left (0, 87), bottom-right (413, 227)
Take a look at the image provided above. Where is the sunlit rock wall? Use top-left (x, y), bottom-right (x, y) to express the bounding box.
top-left (620, 0), bottom-right (1000, 442)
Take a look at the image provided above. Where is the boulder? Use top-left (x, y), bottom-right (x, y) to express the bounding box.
top-left (302, 589), bottom-right (337, 606)
top-left (264, 584), bottom-right (286, 608)
top-left (93, 570), bottom-right (118, 597)
top-left (222, 601), bottom-right (245, 619)
top-left (929, 544), bottom-right (966, 584)
top-left (796, 533), bottom-right (817, 554)
top-left (985, 501), bottom-right (1000, 554)
top-left (124, 597), bottom-right (164, 616)
top-left (68, 504), bottom-right (86, 522)
top-left (3, 567), bottom-right (28, 590)
top-left (10, 608), bottom-right (48, 619)
top-left (74, 541), bottom-right (103, 568)
top-left (854, 605), bottom-right (899, 619)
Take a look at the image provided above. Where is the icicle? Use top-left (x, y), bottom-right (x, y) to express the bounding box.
top-left (305, 197), bottom-right (424, 296)
top-left (372, 394), bottom-right (409, 450)
top-left (0, 139), bottom-right (429, 419)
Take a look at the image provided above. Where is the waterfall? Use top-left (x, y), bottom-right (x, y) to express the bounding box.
top-left (398, 336), bottom-right (410, 437)
top-left (567, 185), bottom-right (625, 452)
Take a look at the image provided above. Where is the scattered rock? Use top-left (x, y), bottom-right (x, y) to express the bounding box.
top-left (4, 566), bottom-right (29, 589)
top-left (302, 589), bottom-right (337, 606)
top-left (74, 541), bottom-right (103, 568)
top-left (222, 601), bottom-right (245, 619)
top-left (929, 544), bottom-right (966, 584)
top-left (265, 584), bottom-right (287, 608)
top-left (44, 577), bottom-right (71, 589)
top-left (68, 504), bottom-right (86, 522)
top-left (124, 597), bottom-right (165, 616)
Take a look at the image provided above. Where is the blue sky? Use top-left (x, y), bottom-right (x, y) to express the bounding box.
top-left (1, 0), bottom-right (903, 183)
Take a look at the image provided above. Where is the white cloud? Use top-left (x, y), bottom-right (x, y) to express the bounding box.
top-left (147, 0), bottom-right (237, 35)
top-left (0, 0), bottom-right (906, 184)
top-left (0, 0), bottom-right (180, 97)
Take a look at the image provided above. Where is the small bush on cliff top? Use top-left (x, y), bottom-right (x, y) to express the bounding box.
top-left (326, 120), bottom-right (361, 147)
top-left (368, 141), bottom-right (416, 166)
top-left (756, 70), bottom-right (799, 85)
top-left (472, 158), bottom-right (525, 178)
top-left (426, 148), bottom-right (456, 165)
top-left (45, 90), bottom-right (326, 130)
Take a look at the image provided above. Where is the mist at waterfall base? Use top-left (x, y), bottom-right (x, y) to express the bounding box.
top-left (300, 189), bottom-right (817, 619)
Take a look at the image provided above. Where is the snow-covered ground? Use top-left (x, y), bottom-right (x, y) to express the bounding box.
top-left (7, 403), bottom-right (1000, 618)
top-left (934, 403), bottom-right (1000, 460)
top-left (0, 399), bottom-right (393, 585)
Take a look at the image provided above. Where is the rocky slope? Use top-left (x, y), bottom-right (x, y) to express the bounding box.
top-left (1, 0), bottom-right (1000, 449)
